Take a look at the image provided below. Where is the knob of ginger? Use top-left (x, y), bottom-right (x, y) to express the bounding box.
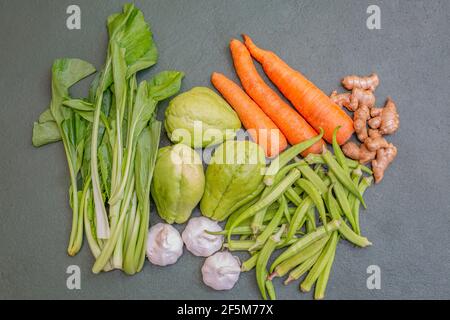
top-left (342, 73), bottom-right (379, 91)
top-left (342, 141), bottom-right (376, 164)
top-left (372, 144), bottom-right (398, 183)
top-left (368, 98), bottom-right (399, 135)
top-left (354, 105), bottom-right (371, 142)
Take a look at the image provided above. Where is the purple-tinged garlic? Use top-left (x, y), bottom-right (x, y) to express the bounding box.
top-left (146, 223), bottom-right (183, 266)
top-left (182, 217), bottom-right (223, 257)
top-left (201, 251), bottom-right (241, 290)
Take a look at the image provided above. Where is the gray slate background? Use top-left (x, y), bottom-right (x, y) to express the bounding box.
top-left (1, 0), bottom-right (449, 300)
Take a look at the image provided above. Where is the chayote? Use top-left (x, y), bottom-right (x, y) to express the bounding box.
top-left (151, 144), bottom-right (205, 224)
top-left (165, 87), bottom-right (241, 148)
top-left (200, 140), bottom-right (266, 221)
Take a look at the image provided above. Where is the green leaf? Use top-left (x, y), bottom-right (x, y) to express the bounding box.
top-left (107, 4), bottom-right (156, 72)
top-left (126, 45), bottom-right (158, 78)
top-left (38, 108), bottom-right (55, 123)
top-left (111, 40), bottom-right (128, 111)
top-left (135, 121), bottom-right (161, 201)
top-left (98, 140), bottom-right (112, 198)
top-left (131, 81), bottom-right (157, 140)
top-left (63, 99), bottom-right (94, 111)
top-left (50, 58), bottom-right (95, 125)
top-left (32, 120), bottom-right (61, 147)
top-left (148, 71), bottom-right (184, 102)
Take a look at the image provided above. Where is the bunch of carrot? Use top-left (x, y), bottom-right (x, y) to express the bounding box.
top-left (211, 35), bottom-right (354, 157)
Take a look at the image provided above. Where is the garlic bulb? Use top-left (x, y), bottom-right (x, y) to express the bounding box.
top-left (201, 251), bottom-right (241, 290)
top-left (181, 217), bottom-right (223, 257)
top-left (146, 223), bottom-right (183, 266)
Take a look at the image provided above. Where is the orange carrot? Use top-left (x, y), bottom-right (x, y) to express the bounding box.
top-left (229, 39), bottom-right (325, 155)
top-left (243, 35), bottom-right (354, 145)
top-left (211, 72), bottom-right (287, 157)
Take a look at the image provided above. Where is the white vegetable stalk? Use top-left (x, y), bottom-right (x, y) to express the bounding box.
top-left (90, 59), bottom-right (112, 240)
top-left (182, 217), bottom-right (223, 257)
top-left (201, 251), bottom-right (241, 290)
top-left (146, 223), bottom-right (183, 266)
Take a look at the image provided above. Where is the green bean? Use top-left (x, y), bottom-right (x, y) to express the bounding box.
top-left (272, 162), bottom-right (304, 184)
top-left (241, 252), bottom-right (259, 272)
top-left (306, 206), bottom-right (317, 233)
top-left (264, 129), bottom-right (324, 186)
top-left (332, 126), bottom-right (350, 173)
top-left (251, 164), bottom-right (299, 234)
top-left (296, 162), bottom-right (328, 194)
top-left (271, 234), bottom-right (330, 279)
top-left (293, 185), bottom-right (303, 196)
top-left (266, 280), bottom-right (277, 300)
top-left (250, 208), bottom-right (268, 235)
top-left (314, 235), bottom-right (339, 300)
top-left (250, 196), bottom-right (286, 251)
top-left (224, 237), bottom-right (297, 252)
top-left (225, 196), bottom-right (260, 230)
top-left (256, 226), bottom-right (285, 300)
top-left (283, 201), bottom-right (292, 223)
top-left (329, 172), bottom-right (357, 230)
top-left (207, 225), bottom-right (268, 236)
top-left (324, 189), bottom-right (372, 247)
top-left (360, 164), bottom-right (373, 175)
top-left (300, 231), bottom-right (339, 292)
top-left (284, 251), bottom-right (321, 285)
top-left (348, 168), bottom-right (363, 212)
top-left (269, 219), bottom-right (340, 272)
top-left (229, 169), bottom-right (301, 240)
top-left (352, 176), bottom-right (373, 235)
top-left (295, 178), bottom-right (327, 228)
top-left (285, 186), bottom-right (302, 206)
top-left (285, 197), bottom-right (313, 242)
top-left (322, 149), bottom-right (366, 208)
top-left (304, 153), bottom-right (373, 175)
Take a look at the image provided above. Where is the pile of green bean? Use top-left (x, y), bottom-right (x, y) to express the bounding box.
top-left (222, 127), bottom-right (374, 300)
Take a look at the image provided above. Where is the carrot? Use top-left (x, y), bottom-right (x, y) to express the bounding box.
top-left (211, 72), bottom-right (288, 157)
top-left (229, 39), bottom-right (325, 155)
top-left (242, 35), bottom-right (354, 145)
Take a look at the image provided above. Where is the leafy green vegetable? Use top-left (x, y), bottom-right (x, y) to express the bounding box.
top-left (32, 58), bottom-right (96, 255)
top-left (123, 121), bottom-right (161, 274)
top-left (32, 3), bottom-right (183, 274)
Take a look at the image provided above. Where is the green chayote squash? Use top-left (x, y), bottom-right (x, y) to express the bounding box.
top-left (200, 140), bottom-right (266, 221)
top-left (164, 87), bottom-right (241, 148)
top-left (151, 144), bottom-right (205, 224)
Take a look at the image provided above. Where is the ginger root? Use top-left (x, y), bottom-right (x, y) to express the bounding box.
top-left (331, 88), bottom-right (375, 112)
top-left (342, 141), bottom-right (376, 164)
top-left (368, 98), bottom-right (399, 135)
top-left (372, 144), bottom-right (398, 183)
top-left (330, 90), bottom-right (351, 109)
top-left (364, 130), bottom-right (389, 152)
top-left (342, 73), bottom-right (379, 91)
top-left (333, 73), bottom-right (399, 183)
top-left (349, 88), bottom-right (376, 110)
top-left (353, 105), bottom-right (371, 142)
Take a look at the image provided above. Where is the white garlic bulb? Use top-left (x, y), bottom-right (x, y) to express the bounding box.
top-left (146, 223), bottom-right (183, 266)
top-left (181, 217), bottom-right (223, 257)
top-left (201, 251), bottom-right (241, 290)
